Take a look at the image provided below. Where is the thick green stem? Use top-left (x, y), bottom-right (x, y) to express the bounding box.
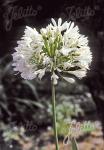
top-left (51, 79), bottom-right (59, 150)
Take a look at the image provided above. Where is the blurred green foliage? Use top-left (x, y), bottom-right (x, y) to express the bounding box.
top-left (47, 101), bottom-right (84, 136)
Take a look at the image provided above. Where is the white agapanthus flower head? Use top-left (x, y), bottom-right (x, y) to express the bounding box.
top-left (12, 18), bottom-right (92, 84)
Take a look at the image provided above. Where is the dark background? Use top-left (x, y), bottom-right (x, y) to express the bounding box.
top-left (0, 0), bottom-right (104, 149)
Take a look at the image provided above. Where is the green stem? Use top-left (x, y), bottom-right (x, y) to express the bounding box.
top-left (51, 79), bottom-right (59, 150)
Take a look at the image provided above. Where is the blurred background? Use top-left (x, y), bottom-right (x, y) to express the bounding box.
top-left (0, 0), bottom-right (104, 149)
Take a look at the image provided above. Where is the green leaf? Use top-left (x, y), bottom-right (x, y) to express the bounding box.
top-left (14, 98), bottom-right (44, 109)
top-left (22, 80), bottom-right (39, 100)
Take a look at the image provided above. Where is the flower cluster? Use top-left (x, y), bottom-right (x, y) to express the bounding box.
top-left (12, 18), bottom-right (92, 84)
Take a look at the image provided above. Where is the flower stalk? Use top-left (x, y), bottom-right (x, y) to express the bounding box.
top-left (51, 76), bottom-right (59, 150)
